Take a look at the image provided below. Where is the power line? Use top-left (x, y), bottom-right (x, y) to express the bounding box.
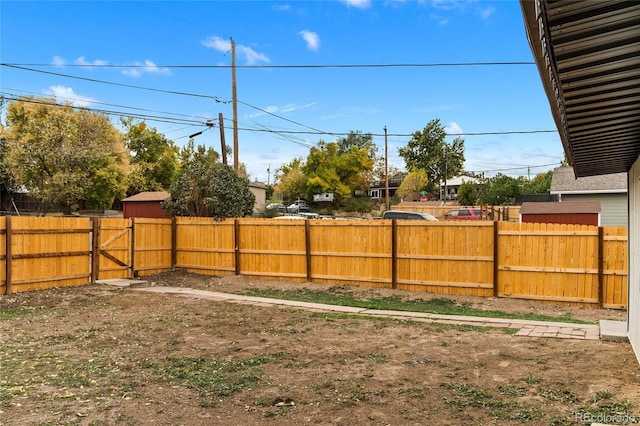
top-left (1, 64), bottom-right (229, 102)
top-left (466, 162), bottom-right (560, 175)
top-left (1, 87), bottom-right (205, 121)
top-left (3, 61), bottom-right (537, 69)
top-left (3, 64), bottom-right (559, 138)
top-left (3, 92), bottom-right (559, 140)
top-left (1, 95), bottom-right (206, 127)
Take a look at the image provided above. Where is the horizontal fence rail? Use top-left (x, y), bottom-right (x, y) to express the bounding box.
top-left (0, 216), bottom-right (628, 309)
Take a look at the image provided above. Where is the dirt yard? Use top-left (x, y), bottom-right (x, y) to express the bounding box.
top-left (1, 271), bottom-right (639, 425)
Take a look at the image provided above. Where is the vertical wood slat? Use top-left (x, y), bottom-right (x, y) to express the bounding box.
top-left (493, 220), bottom-right (499, 298)
top-left (131, 217), bottom-right (136, 277)
top-left (305, 220), bottom-right (312, 282)
top-left (171, 217), bottom-right (177, 271)
top-left (234, 219), bottom-right (240, 275)
top-left (5, 216), bottom-right (11, 295)
top-left (598, 226), bottom-right (604, 308)
top-left (91, 217), bottom-right (101, 284)
top-left (391, 219), bottom-right (397, 289)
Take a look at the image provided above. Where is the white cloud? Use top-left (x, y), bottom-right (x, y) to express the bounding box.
top-left (246, 102), bottom-right (317, 119)
top-left (46, 85), bottom-right (96, 107)
top-left (74, 56), bottom-right (108, 68)
top-left (52, 55), bottom-right (66, 67)
top-left (299, 30), bottom-right (320, 51)
top-left (480, 5), bottom-right (495, 20)
top-left (339, 0), bottom-right (371, 8)
top-left (201, 36), bottom-right (270, 65)
top-left (445, 122), bottom-right (463, 135)
top-left (272, 4), bottom-right (290, 11)
top-left (121, 60), bottom-right (171, 78)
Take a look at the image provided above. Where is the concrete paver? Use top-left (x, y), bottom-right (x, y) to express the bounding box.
top-left (100, 280), bottom-right (612, 341)
top-left (99, 280), bottom-right (608, 340)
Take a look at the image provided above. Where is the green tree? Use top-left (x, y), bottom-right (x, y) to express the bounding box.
top-left (457, 181), bottom-right (480, 206)
top-left (3, 97), bottom-right (129, 213)
top-left (162, 141), bottom-right (254, 218)
top-left (121, 118), bottom-right (179, 196)
top-left (522, 170), bottom-right (553, 194)
top-left (398, 119), bottom-right (465, 193)
top-left (395, 168), bottom-right (429, 200)
top-left (336, 130), bottom-right (378, 188)
top-left (275, 158), bottom-right (307, 201)
top-left (479, 173), bottom-right (522, 205)
top-left (303, 140), bottom-right (374, 203)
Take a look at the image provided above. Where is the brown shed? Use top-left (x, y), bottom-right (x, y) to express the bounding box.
top-left (121, 191), bottom-right (170, 219)
top-left (520, 201), bottom-right (601, 226)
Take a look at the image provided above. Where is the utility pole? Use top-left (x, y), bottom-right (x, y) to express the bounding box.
top-left (443, 144), bottom-right (448, 205)
top-left (267, 164), bottom-right (271, 186)
top-left (384, 126), bottom-right (389, 212)
top-left (231, 38), bottom-right (239, 173)
top-left (218, 112), bottom-right (227, 165)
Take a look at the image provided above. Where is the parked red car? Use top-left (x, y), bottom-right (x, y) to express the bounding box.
top-left (443, 208), bottom-right (490, 221)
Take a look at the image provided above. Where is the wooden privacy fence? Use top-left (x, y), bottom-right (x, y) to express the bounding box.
top-left (0, 217), bottom-right (628, 309)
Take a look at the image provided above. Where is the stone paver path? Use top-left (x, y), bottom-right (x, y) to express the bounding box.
top-left (133, 286), bottom-right (602, 341)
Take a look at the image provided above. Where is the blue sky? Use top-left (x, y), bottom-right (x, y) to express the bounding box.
top-left (1, 0), bottom-right (564, 184)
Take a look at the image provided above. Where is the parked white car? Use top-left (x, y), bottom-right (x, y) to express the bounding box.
top-left (287, 200), bottom-right (310, 213)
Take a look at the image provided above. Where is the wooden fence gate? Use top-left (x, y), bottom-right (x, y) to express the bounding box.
top-left (94, 218), bottom-right (132, 280)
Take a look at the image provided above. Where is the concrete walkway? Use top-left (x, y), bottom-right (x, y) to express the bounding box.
top-left (99, 279), bottom-right (627, 342)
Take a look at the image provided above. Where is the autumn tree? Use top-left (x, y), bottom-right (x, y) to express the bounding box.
top-left (121, 118), bottom-right (179, 196)
top-left (303, 140), bottom-right (374, 203)
top-left (162, 141), bottom-right (254, 218)
top-left (395, 168), bottom-right (429, 200)
top-left (274, 158), bottom-right (307, 201)
top-left (398, 119), bottom-right (465, 193)
top-left (2, 97), bottom-right (129, 213)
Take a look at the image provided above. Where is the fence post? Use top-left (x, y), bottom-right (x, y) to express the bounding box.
top-left (130, 217), bottom-right (136, 278)
top-left (598, 227), bottom-right (604, 308)
top-left (171, 217), bottom-right (177, 271)
top-left (493, 220), bottom-right (499, 298)
top-left (234, 219), bottom-right (240, 275)
top-left (305, 220), bottom-right (312, 282)
top-left (91, 217), bottom-right (101, 284)
top-left (5, 215), bottom-right (12, 295)
top-left (391, 219), bottom-right (397, 289)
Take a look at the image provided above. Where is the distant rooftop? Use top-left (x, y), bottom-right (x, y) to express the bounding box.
top-left (550, 167), bottom-right (627, 195)
top-left (122, 191), bottom-right (170, 202)
top-left (520, 201), bottom-right (601, 215)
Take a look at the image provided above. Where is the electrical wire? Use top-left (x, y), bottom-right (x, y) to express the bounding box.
top-left (2, 64), bottom-right (558, 138)
top-left (3, 61), bottom-right (536, 69)
top-left (1, 64), bottom-right (229, 102)
top-left (1, 94), bottom-right (206, 127)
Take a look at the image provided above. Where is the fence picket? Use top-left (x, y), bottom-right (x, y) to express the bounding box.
top-left (0, 216), bottom-right (628, 309)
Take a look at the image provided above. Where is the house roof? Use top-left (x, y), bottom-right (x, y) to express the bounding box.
top-left (520, 201), bottom-right (601, 215)
top-left (520, 0), bottom-right (640, 177)
top-left (122, 191), bottom-right (170, 202)
top-left (550, 167), bottom-right (627, 194)
top-left (443, 176), bottom-right (478, 187)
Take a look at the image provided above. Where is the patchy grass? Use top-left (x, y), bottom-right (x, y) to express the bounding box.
top-left (153, 353), bottom-right (286, 406)
top-left (242, 287), bottom-right (593, 324)
top-left (441, 382), bottom-right (544, 422)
